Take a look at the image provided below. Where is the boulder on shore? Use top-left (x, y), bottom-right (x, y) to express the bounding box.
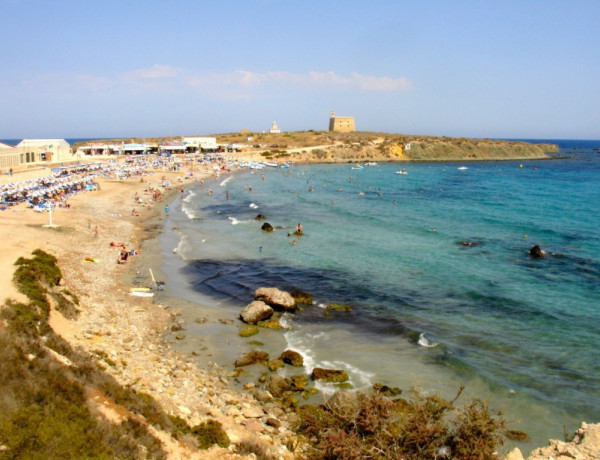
top-left (255, 214), bottom-right (267, 220)
top-left (255, 287), bottom-right (297, 312)
top-left (261, 222), bottom-right (274, 232)
top-left (234, 350), bottom-right (269, 367)
top-left (311, 367), bottom-right (349, 383)
top-left (240, 300), bottom-right (274, 324)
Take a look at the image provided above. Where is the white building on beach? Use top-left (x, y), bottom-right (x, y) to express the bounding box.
top-left (16, 139), bottom-right (73, 164)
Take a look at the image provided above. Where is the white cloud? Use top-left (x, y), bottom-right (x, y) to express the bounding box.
top-left (2, 67), bottom-right (412, 103)
top-left (122, 64), bottom-right (182, 82)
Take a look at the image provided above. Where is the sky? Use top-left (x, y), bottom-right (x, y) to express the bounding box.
top-left (1, 0), bottom-right (599, 140)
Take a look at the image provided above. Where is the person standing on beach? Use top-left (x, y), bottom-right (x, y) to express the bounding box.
top-left (165, 204), bottom-right (169, 214)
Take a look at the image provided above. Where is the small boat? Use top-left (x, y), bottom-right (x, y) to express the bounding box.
top-left (261, 162), bottom-right (278, 167)
top-left (457, 166), bottom-right (468, 170)
top-left (364, 162), bottom-right (378, 166)
top-left (351, 164), bottom-right (364, 170)
top-left (395, 168), bottom-right (408, 175)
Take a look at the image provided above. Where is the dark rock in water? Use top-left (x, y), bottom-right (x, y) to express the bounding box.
top-left (280, 349), bottom-right (304, 367)
top-left (529, 245), bottom-right (545, 258)
top-left (311, 367), bottom-right (349, 382)
top-left (261, 222), bottom-right (274, 232)
top-left (326, 303), bottom-right (352, 312)
top-left (267, 374), bottom-right (292, 397)
top-left (235, 350), bottom-right (269, 367)
top-left (255, 214), bottom-right (266, 220)
top-left (291, 290), bottom-right (313, 305)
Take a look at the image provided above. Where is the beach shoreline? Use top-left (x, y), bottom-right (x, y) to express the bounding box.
top-left (0, 160), bottom-right (297, 459)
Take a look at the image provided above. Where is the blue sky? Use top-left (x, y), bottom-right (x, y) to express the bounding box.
top-left (1, 0), bottom-right (599, 139)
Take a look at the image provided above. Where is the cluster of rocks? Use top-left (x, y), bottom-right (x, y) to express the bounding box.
top-left (237, 287), bottom-right (350, 387)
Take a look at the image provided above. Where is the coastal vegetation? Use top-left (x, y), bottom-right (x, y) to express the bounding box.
top-left (294, 387), bottom-right (506, 459)
top-left (0, 249), bottom-right (230, 458)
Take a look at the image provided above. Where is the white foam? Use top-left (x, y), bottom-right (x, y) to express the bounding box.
top-left (174, 234), bottom-right (193, 261)
top-left (249, 203), bottom-right (259, 209)
top-left (418, 332), bottom-right (439, 348)
top-left (183, 189), bottom-right (196, 203)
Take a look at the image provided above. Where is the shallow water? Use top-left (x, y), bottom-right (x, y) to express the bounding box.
top-left (160, 140), bottom-right (600, 454)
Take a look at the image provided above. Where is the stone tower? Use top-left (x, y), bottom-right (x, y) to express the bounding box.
top-left (328, 111), bottom-right (355, 132)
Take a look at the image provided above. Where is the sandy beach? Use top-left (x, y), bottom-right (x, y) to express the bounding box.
top-left (0, 158), bottom-right (296, 459)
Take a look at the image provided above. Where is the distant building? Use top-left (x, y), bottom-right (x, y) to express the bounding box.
top-left (328, 111), bottom-right (355, 132)
top-left (16, 139), bottom-right (73, 164)
top-left (183, 137), bottom-right (219, 152)
top-left (269, 121), bottom-right (281, 134)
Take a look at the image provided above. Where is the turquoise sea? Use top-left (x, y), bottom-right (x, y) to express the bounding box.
top-left (160, 139), bottom-right (600, 454)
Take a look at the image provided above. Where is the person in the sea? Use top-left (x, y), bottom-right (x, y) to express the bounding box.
top-left (296, 223), bottom-right (303, 235)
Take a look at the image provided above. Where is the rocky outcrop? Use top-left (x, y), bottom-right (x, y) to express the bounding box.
top-left (240, 300), bottom-right (274, 324)
top-left (254, 287), bottom-right (296, 312)
top-left (503, 423), bottom-right (600, 460)
top-left (526, 422), bottom-right (600, 460)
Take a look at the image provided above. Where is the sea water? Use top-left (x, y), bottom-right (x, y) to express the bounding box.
top-left (160, 140), bottom-right (600, 454)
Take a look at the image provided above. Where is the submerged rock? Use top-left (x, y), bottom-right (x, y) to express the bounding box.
top-left (326, 303), bottom-right (352, 312)
top-left (291, 290), bottom-right (313, 305)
